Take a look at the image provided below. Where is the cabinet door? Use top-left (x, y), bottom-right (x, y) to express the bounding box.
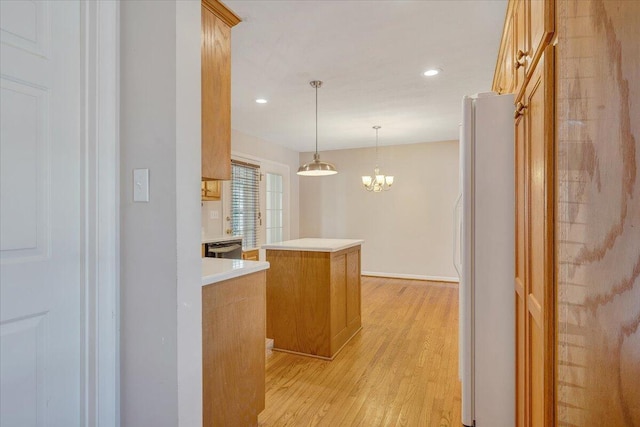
top-left (202, 3), bottom-right (231, 180)
top-left (201, 180), bottom-right (221, 201)
top-left (513, 0), bottom-right (528, 96)
top-left (516, 45), bottom-right (555, 427)
top-left (527, 0), bottom-right (555, 73)
top-left (242, 249), bottom-right (259, 260)
top-left (202, 272), bottom-right (266, 426)
top-left (514, 102), bottom-right (527, 427)
top-left (345, 247), bottom-right (361, 328)
top-left (493, 13), bottom-right (515, 94)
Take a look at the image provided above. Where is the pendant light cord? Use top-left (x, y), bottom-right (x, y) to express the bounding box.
top-left (315, 83), bottom-right (319, 155)
top-left (375, 126), bottom-right (380, 168)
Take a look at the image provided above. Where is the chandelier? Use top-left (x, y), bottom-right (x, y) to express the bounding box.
top-left (362, 126), bottom-right (394, 192)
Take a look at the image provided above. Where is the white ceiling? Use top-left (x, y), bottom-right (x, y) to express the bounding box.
top-left (226, 0), bottom-right (507, 152)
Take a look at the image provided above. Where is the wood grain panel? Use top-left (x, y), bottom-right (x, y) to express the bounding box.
top-left (201, 2), bottom-right (232, 180)
top-left (516, 290), bottom-right (526, 427)
top-left (529, 320), bottom-right (544, 427)
top-left (515, 85), bottom-right (529, 427)
top-left (202, 271), bottom-right (266, 426)
top-left (527, 0), bottom-right (555, 73)
top-left (556, 0), bottom-right (640, 425)
top-left (266, 246), bottom-right (362, 360)
top-left (266, 250), bottom-right (331, 357)
top-left (259, 277), bottom-right (461, 426)
top-left (492, 1), bottom-right (515, 94)
top-left (346, 248), bottom-right (361, 329)
top-left (242, 248), bottom-right (259, 260)
top-left (514, 0), bottom-right (527, 96)
top-left (330, 252), bottom-right (347, 350)
top-left (524, 46), bottom-right (556, 427)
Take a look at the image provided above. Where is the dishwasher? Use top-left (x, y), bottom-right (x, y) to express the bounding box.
top-left (204, 238), bottom-right (243, 259)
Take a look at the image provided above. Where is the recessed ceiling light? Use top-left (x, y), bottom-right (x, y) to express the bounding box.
top-left (255, 98), bottom-right (268, 104)
top-left (423, 69), bottom-right (440, 77)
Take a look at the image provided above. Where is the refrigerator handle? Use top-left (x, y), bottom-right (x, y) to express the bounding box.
top-left (453, 193), bottom-right (462, 277)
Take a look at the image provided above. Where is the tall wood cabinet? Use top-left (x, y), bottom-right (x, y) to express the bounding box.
top-left (201, 0), bottom-right (240, 181)
top-left (493, 1), bottom-right (555, 425)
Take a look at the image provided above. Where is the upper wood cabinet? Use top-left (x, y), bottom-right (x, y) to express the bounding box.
top-left (492, 0), bottom-right (554, 99)
top-left (527, 0), bottom-right (555, 73)
top-left (201, 0), bottom-right (240, 181)
top-left (493, 12), bottom-right (515, 95)
top-left (201, 180), bottom-right (221, 201)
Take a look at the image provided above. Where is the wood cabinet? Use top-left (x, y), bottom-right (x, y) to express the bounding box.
top-left (493, 11), bottom-right (515, 95)
top-left (242, 249), bottom-right (259, 261)
top-left (518, 47), bottom-right (555, 427)
top-left (202, 271), bottom-right (266, 426)
top-left (493, 0), bottom-right (554, 99)
top-left (265, 245), bottom-right (362, 360)
top-left (201, 180), bottom-right (221, 201)
top-left (495, 1), bottom-right (556, 424)
top-left (526, 0), bottom-right (554, 73)
top-left (201, 0), bottom-right (240, 181)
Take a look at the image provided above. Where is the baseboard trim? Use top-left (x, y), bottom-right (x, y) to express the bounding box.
top-left (362, 271), bottom-right (459, 283)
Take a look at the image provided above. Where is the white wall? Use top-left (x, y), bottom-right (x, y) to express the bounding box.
top-left (201, 200), bottom-right (223, 237)
top-left (120, 1), bottom-right (201, 426)
top-left (175, 2), bottom-right (202, 426)
top-left (232, 129), bottom-right (300, 239)
top-left (299, 140), bottom-right (459, 281)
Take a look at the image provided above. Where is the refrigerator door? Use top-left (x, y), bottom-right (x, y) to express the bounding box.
top-left (472, 92), bottom-right (515, 426)
top-left (460, 92), bottom-right (515, 427)
top-left (460, 95), bottom-right (474, 427)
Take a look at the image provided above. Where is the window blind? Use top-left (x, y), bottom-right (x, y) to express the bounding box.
top-left (231, 160), bottom-right (260, 249)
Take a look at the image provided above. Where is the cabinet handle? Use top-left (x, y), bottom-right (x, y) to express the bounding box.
top-left (514, 102), bottom-right (527, 119)
top-left (514, 49), bottom-right (527, 69)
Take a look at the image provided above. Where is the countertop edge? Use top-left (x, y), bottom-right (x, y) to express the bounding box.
top-left (201, 259), bottom-right (270, 286)
top-left (262, 239), bottom-right (364, 253)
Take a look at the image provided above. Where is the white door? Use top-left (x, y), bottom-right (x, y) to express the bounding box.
top-left (1, 1), bottom-right (82, 425)
top-left (260, 162), bottom-right (290, 245)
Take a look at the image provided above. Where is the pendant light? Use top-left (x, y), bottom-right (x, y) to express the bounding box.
top-left (362, 126), bottom-right (394, 192)
top-left (297, 80), bottom-right (338, 176)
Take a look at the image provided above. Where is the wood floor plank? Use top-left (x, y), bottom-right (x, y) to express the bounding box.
top-left (259, 277), bottom-right (461, 427)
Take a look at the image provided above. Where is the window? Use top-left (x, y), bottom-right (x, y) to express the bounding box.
top-left (230, 160), bottom-right (260, 249)
top-left (265, 173), bottom-right (283, 244)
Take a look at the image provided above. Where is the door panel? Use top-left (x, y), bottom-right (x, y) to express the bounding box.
top-left (529, 319), bottom-right (544, 427)
top-left (346, 248), bottom-right (361, 327)
top-left (0, 1), bottom-right (82, 425)
top-left (516, 45), bottom-right (555, 427)
top-left (515, 73), bottom-right (528, 427)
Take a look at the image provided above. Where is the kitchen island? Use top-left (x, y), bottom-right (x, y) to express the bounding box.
top-left (201, 258), bottom-right (269, 426)
top-left (262, 238), bottom-right (363, 360)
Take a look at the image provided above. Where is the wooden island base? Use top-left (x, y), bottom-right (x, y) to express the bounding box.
top-left (272, 324), bottom-right (363, 361)
top-left (265, 240), bottom-right (363, 360)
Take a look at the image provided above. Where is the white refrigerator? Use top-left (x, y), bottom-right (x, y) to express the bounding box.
top-left (454, 92), bottom-right (515, 427)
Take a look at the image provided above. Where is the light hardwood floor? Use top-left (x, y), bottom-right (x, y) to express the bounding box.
top-left (259, 276), bottom-right (461, 427)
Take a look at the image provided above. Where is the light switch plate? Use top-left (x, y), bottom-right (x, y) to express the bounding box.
top-left (210, 210), bottom-right (219, 220)
top-left (133, 168), bottom-right (149, 202)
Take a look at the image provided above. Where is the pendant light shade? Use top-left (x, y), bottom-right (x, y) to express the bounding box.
top-left (297, 80), bottom-right (337, 176)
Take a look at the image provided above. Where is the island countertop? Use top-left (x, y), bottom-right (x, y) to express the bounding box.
top-left (202, 258), bottom-right (269, 286)
top-left (262, 238), bottom-right (364, 253)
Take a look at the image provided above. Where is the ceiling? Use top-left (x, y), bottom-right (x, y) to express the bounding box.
top-left (225, 0), bottom-right (507, 152)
